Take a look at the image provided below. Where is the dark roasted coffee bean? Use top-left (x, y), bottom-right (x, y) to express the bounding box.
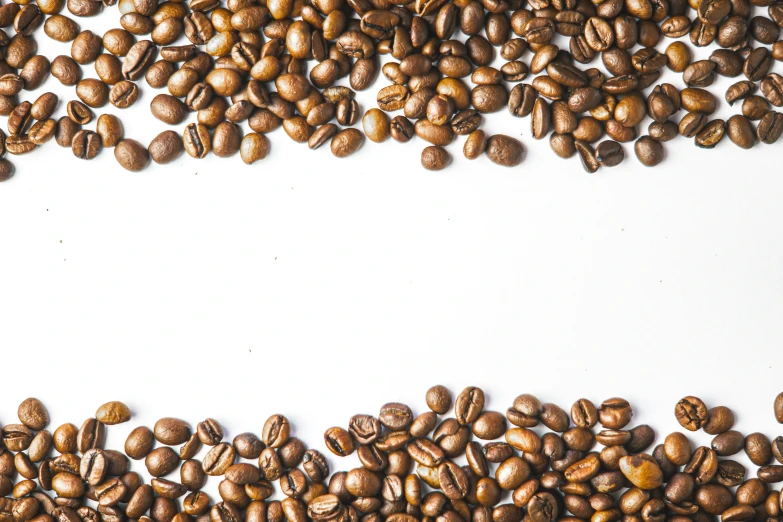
top-left (758, 111), bottom-right (783, 144)
top-left (746, 433), bottom-right (773, 466)
top-left (712, 430), bottom-right (744, 456)
top-left (594, 140), bottom-right (624, 166)
top-left (634, 136), bottom-right (664, 166)
top-left (744, 47), bottom-right (772, 81)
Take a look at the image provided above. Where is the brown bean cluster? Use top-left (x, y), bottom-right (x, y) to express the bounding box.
top-left (0, 0), bottom-right (780, 176)
top-left (5, 390), bottom-right (783, 522)
top-left (0, 0), bottom-right (782, 176)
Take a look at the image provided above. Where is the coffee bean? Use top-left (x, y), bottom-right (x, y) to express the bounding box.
top-left (702, 406), bottom-right (734, 435)
top-left (726, 114), bottom-right (755, 148)
top-left (114, 139), bottom-right (150, 171)
top-left (109, 81), bottom-right (139, 108)
top-left (96, 114), bottom-right (123, 147)
top-left (183, 123), bottom-right (211, 158)
top-left (598, 399), bottom-right (633, 429)
top-left (594, 140), bottom-right (624, 167)
top-left (634, 136), bottom-right (664, 166)
top-left (696, 483), bottom-right (734, 514)
top-left (149, 130), bottom-right (185, 164)
top-left (146, 447), bottom-right (180, 477)
top-left (125, 427), bottom-right (155, 460)
top-left (695, 119), bottom-right (726, 148)
top-left (550, 133), bottom-right (577, 158)
top-left (212, 121), bottom-right (241, 157)
top-left (464, 130), bottom-right (488, 160)
top-left (675, 397), bottom-right (708, 431)
top-left (746, 433), bottom-right (773, 466)
top-left (17, 399), bottom-right (49, 431)
top-left (481, 134), bottom-right (523, 167)
top-left (684, 446), bottom-right (719, 484)
top-left (72, 129), bottom-right (102, 159)
top-left (454, 387), bottom-right (485, 425)
top-left (203, 442), bottom-right (235, 475)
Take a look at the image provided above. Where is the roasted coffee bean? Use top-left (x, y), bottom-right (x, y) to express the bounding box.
top-left (634, 136), bottom-right (664, 166)
top-left (146, 447), bottom-right (180, 477)
top-left (421, 145), bottom-right (451, 170)
top-left (675, 397), bottom-right (708, 430)
top-left (71, 129), bottom-right (102, 160)
top-left (461, 129), bottom-right (486, 160)
top-left (703, 407), bottom-right (735, 435)
top-left (154, 418), bottom-right (191, 446)
top-left (197, 420), bottom-right (223, 446)
top-left (594, 140), bottom-right (624, 166)
top-left (550, 133), bottom-right (576, 158)
top-left (695, 119), bottom-right (726, 148)
top-left (746, 433), bottom-right (773, 466)
top-left (758, 111), bottom-right (783, 144)
top-left (744, 47), bottom-right (772, 81)
top-left (124, 41), bottom-right (157, 80)
top-left (598, 399), bottom-right (633, 430)
top-left (109, 81), bottom-right (139, 108)
top-left (212, 121), bottom-right (241, 157)
top-left (331, 128), bottom-right (364, 157)
top-left (203, 442), bottom-right (235, 474)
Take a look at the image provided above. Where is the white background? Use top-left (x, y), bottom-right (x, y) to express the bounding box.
top-left (1, 1), bottom-right (783, 494)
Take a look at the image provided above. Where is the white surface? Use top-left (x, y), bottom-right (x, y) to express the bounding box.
top-left (1, 4), bottom-right (783, 487)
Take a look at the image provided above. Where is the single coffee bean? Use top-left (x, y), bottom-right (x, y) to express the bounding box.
top-left (109, 81), bottom-right (139, 108)
top-left (114, 139), bottom-right (150, 171)
top-left (703, 406), bottom-right (735, 435)
top-left (17, 398), bottom-right (51, 430)
top-left (684, 446), bottom-right (719, 484)
top-left (149, 130), bottom-right (185, 164)
top-left (464, 130), bottom-right (487, 160)
top-left (212, 121), bottom-right (241, 157)
top-left (362, 108), bottom-right (391, 143)
top-left (146, 447), bottom-right (180, 477)
top-left (324, 427), bottom-right (355, 456)
top-left (421, 146), bottom-right (451, 170)
top-left (675, 397), bottom-right (708, 431)
top-left (550, 133), bottom-right (577, 158)
top-left (95, 114), bottom-right (123, 147)
top-left (154, 418), bottom-right (191, 445)
top-left (196, 419), bottom-right (223, 446)
top-left (575, 140), bottom-right (599, 173)
top-left (124, 40), bottom-right (157, 80)
top-left (634, 136), bottom-right (664, 166)
top-left (202, 442), bottom-right (235, 475)
top-left (72, 130), bottom-right (102, 160)
top-left (55, 117), bottom-right (81, 148)
top-left (125, 427), bottom-right (155, 460)
top-left (66, 100), bottom-right (93, 125)
top-left (594, 140), bottom-right (624, 166)
top-left (758, 111), bottom-right (783, 144)
top-left (695, 119), bottom-right (726, 148)
top-left (0, 158), bottom-right (14, 182)
top-left (182, 123), bottom-right (211, 159)
top-left (598, 399), bottom-right (633, 429)
top-left (712, 430), bottom-right (745, 456)
top-left (746, 433), bottom-right (773, 466)
top-left (483, 134), bottom-right (524, 166)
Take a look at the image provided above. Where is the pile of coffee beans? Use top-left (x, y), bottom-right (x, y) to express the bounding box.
top-left (7, 389), bottom-right (783, 522)
top-left (0, 0), bottom-right (782, 177)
